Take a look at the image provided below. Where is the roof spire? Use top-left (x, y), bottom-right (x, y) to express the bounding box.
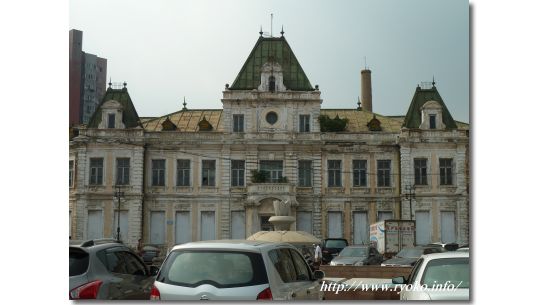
top-left (432, 75), bottom-right (436, 86)
top-left (259, 25), bottom-right (263, 36)
top-left (182, 96), bottom-right (187, 111)
top-left (108, 78), bottom-right (112, 88)
top-left (280, 25), bottom-right (284, 36)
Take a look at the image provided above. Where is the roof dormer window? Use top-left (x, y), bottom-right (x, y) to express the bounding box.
top-left (258, 62), bottom-right (286, 92)
top-left (98, 100), bottom-right (125, 129)
top-left (420, 100), bottom-right (445, 130)
top-left (269, 76), bottom-right (276, 92)
top-left (108, 113), bottom-right (116, 129)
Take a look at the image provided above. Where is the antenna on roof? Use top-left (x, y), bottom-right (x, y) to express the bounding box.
top-left (364, 56), bottom-right (368, 69)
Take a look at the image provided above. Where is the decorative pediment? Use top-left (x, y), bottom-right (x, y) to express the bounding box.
top-left (367, 114), bottom-right (382, 131)
top-left (161, 117), bottom-right (177, 131)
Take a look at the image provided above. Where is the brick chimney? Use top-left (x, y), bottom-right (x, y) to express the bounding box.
top-left (361, 69), bottom-right (372, 112)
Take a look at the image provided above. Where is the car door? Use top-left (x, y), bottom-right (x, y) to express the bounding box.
top-left (289, 248), bottom-right (321, 300)
top-left (118, 251), bottom-right (154, 299)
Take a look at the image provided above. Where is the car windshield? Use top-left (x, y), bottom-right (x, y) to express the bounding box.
top-left (339, 247), bottom-right (368, 257)
top-left (421, 257), bottom-right (469, 288)
top-left (325, 240), bottom-right (347, 248)
top-left (157, 250), bottom-right (268, 288)
top-left (396, 248), bottom-right (424, 258)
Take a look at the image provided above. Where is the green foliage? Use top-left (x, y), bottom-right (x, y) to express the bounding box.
top-left (250, 170), bottom-right (269, 183)
top-left (318, 115), bottom-right (348, 132)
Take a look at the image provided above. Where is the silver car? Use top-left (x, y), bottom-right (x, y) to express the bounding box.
top-left (150, 240), bottom-right (325, 301)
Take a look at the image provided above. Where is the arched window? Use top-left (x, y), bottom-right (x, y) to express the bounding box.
top-left (269, 76), bottom-right (276, 92)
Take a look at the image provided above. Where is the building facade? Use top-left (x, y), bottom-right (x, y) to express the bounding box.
top-left (69, 29), bottom-right (107, 126)
top-left (69, 34), bottom-right (469, 251)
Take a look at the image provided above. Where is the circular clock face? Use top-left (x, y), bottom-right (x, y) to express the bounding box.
top-left (266, 111), bottom-right (278, 125)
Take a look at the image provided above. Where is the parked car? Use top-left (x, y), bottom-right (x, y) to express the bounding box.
top-left (392, 251), bottom-right (469, 300)
top-left (140, 245), bottom-right (162, 265)
top-left (320, 238), bottom-right (349, 264)
top-left (69, 239), bottom-right (158, 300)
top-left (329, 245), bottom-right (383, 266)
top-left (150, 240), bottom-right (325, 301)
top-left (381, 246), bottom-right (445, 267)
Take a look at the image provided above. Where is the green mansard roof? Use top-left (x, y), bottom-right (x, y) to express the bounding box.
top-left (402, 85), bottom-right (458, 129)
top-left (87, 87), bottom-right (142, 128)
top-left (229, 36), bottom-right (314, 91)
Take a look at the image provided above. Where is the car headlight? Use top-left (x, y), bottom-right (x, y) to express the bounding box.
top-left (330, 261), bottom-right (336, 266)
top-left (354, 261), bottom-right (364, 266)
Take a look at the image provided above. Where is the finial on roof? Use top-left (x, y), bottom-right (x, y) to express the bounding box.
top-left (280, 25), bottom-right (284, 36)
top-left (259, 26), bottom-right (263, 36)
top-left (182, 96), bottom-right (187, 111)
top-left (123, 81), bottom-right (127, 88)
top-left (432, 75), bottom-right (436, 86)
top-left (108, 78), bottom-right (112, 88)
top-left (357, 97), bottom-right (362, 110)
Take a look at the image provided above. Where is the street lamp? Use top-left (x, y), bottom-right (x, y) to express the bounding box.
top-left (114, 185), bottom-right (125, 242)
top-left (404, 185), bottom-right (416, 220)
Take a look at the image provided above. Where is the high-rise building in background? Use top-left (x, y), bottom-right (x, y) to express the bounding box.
top-left (69, 29), bottom-right (107, 126)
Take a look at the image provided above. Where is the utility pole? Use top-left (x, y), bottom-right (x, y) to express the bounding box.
top-left (404, 185), bottom-right (416, 220)
top-left (114, 185), bottom-right (125, 242)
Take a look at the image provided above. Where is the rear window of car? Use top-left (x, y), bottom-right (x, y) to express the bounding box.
top-left (420, 257), bottom-right (469, 288)
top-left (156, 250), bottom-right (268, 288)
top-left (325, 240), bottom-right (348, 248)
top-left (69, 248), bottom-right (89, 276)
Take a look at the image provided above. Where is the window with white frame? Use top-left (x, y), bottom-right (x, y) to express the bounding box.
top-left (328, 160), bottom-right (342, 187)
top-left (89, 158), bottom-right (103, 185)
top-left (152, 159), bottom-right (166, 186)
top-left (202, 160), bottom-right (216, 186)
top-left (233, 114), bottom-right (244, 132)
top-left (116, 158), bottom-right (130, 185)
top-left (176, 159), bottom-right (190, 186)
top-left (414, 158), bottom-right (428, 185)
top-left (231, 160), bottom-right (245, 187)
top-left (377, 160), bottom-right (391, 187)
top-left (298, 160), bottom-right (312, 187)
top-left (439, 158), bottom-right (453, 185)
top-left (353, 160), bottom-right (367, 187)
top-left (260, 160), bottom-right (283, 183)
top-left (299, 115), bottom-right (310, 132)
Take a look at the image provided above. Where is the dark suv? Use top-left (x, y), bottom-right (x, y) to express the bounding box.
top-left (69, 239), bottom-right (157, 300)
top-left (321, 238), bottom-right (349, 264)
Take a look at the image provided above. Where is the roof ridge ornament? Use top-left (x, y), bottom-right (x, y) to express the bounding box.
top-left (280, 25), bottom-right (284, 36)
top-left (182, 97), bottom-right (187, 111)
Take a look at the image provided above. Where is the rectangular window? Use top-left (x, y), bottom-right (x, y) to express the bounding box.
top-left (89, 158), bottom-right (103, 185)
top-left (328, 160), bottom-right (342, 187)
top-left (439, 158), bottom-right (453, 185)
top-left (69, 160), bottom-right (74, 187)
top-left (415, 211), bottom-right (431, 245)
top-left (152, 159), bottom-right (166, 186)
top-left (150, 211), bottom-right (165, 244)
top-left (353, 212), bottom-right (369, 245)
top-left (377, 160), bottom-right (391, 187)
top-left (429, 114), bottom-right (436, 129)
top-left (260, 160), bottom-right (283, 183)
top-left (298, 160), bottom-right (312, 187)
top-left (296, 212), bottom-right (312, 233)
top-left (202, 160), bottom-right (216, 186)
top-left (87, 210), bottom-right (103, 240)
top-left (352, 160), bottom-right (367, 187)
top-left (441, 211), bottom-right (456, 243)
top-left (116, 158), bottom-right (130, 185)
top-left (414, 158), bottom-right (428, 185)
top-left (231, 160), bottom-right (245, 187)
top-left (231, 211), bottom-right (246, 239)
top-left (377, 211), bottom-right (393, 222)
top-left (176, 159), bottom-right (191, 186)
top-left (175, 211), bottom-right (191, 244)
top-left (328, 212), bottom-right (343, 238)
top-left (200, 211), bottom-right (216, 240)
top-left (113, 211), bottom-right (128, 241)
top-left (299, 115), bottom-right (310, 132)
top-left (108, 113), bottom-right (115, 128)
top-left (233, 114), bottom-right (244, 132)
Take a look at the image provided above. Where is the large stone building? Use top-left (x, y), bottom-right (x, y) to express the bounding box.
top-left (69, 34), bottom-right (469, 250)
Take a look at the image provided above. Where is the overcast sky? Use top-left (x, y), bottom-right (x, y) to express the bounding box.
top-left (70, 0), bottom-right (469, 122)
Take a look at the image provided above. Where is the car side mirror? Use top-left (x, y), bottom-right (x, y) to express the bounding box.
top-left (392, 276), bottom-right (407, 285)
top-left (149, 266), bottom-right (160, 276)
top-left (313, 270), bottom-right (325, 280)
